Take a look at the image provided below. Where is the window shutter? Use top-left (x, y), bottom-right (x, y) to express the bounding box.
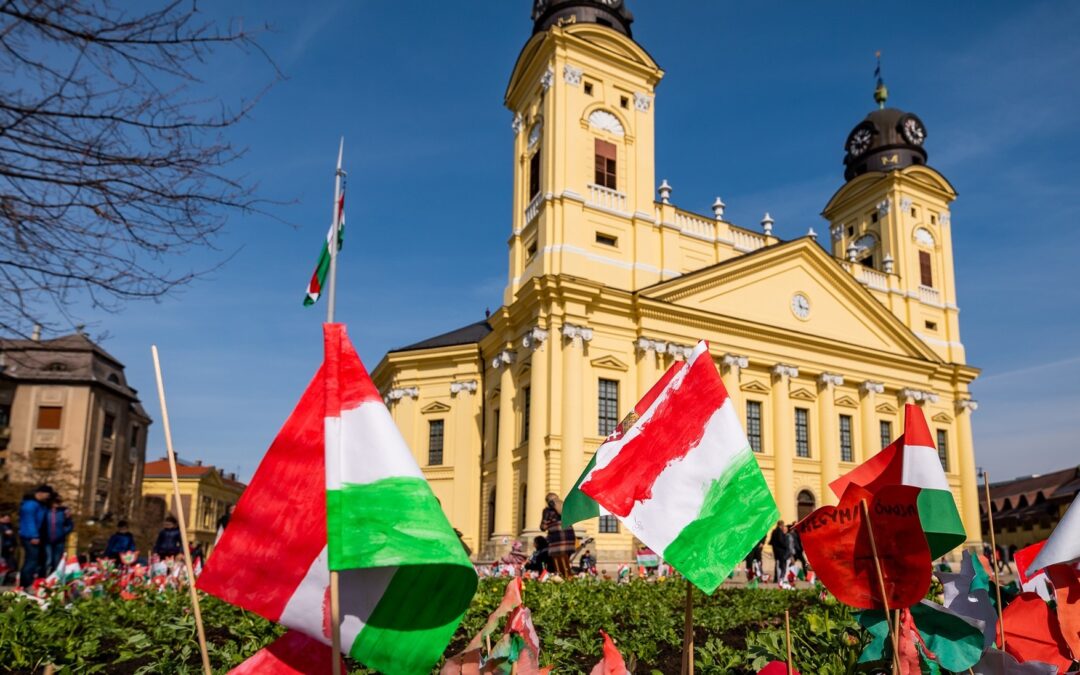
top-left (919, 251), bottom-right (933, 287)
top-left (594, 139), bottom-right (617, 189)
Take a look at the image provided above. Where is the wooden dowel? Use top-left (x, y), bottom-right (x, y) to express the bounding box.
top-left (861, 499), bottom-right (899, 675)
top-left (983, 472), bottom-right (1006, 650)
top-left (330, 570), bottom-right (342, 675)
top-left (785, 609), bottom-right (793, 675)
top-left (151, 346), bottom-right (212, 675)
top-left (682, 581), bottom-right (695, 675)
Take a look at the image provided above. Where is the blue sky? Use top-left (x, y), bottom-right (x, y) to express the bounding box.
top-left (58, 1), bottom-right (1079, 483)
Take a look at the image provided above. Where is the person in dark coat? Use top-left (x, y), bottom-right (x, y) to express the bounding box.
top-left (153, 516), bottom-right (183, 559)
top-left (524, 535), bottom-right (554, 574)
top-left (43, 495), bottom-right (74, 572)
top-left (18, 485), bottom-right (52, 586)
top-left (104, 520), bottom-right (137, 563)
top-left (745, 536), bottom-right (765, 581)
top-left (540, 493), bottom-right (575, 578)
top-left (790, 527), bottom-right (808, 569)
top-left (1, 513), bottom-right (16, 584)
top-left (768, 520), bottom-right (790, 584)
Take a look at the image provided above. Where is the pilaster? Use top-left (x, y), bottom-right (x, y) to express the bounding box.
top-left (560, 323), bottom-right (592, 494)
top-left (722, 354), bottom-right (749, 422)
top-left (818, 373), bottom-right (843, 505)
top-left (491, 350), bottom-right (516, 542)
top-left (955, 399), bottom-right (981, 549)
top-left (860, 381), bottom-right (885, 463)
top-left (771, 364), bottom-right (798, 521)
top-left (523, 327), bottom-right (550, 535)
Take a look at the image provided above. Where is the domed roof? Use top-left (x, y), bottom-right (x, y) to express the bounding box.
top-left (843, 106), bottom-right (929, 181)
top-left (532, 0), bottom-right (634, 37)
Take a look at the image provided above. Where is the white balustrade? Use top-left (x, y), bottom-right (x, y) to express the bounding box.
top-left (917, 285), bottom-right (941, 306)
top-left (675, 211), bottom-right (716, 240)
top-left (858, 266), bottom-right (888, 291)
top-left (525, 192), bottom-right (544, 224)
top-left (586, 183), bottom-right (628, 213)
top-left (733, 228), bottom-right (767, 252)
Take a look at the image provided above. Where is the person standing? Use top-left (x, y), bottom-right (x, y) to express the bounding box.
top-left (152, 516), bottom-right (183, 559)
top-left (0, 513), bottom-right (17, 585)
top-left (768, 520), bottom-right (790, 584)
top-left (18, 485), bottom-right (52, 586)
top-left (790, 526), bottom-right (808, 570)
top-left (539, 493), bottom-right (575, 578)
top-left (104, 520), bottom-right (137, 563)
top-left (43, 495), bottom-right (74, 572)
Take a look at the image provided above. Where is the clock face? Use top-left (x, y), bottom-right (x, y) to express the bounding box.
top-left (900, 115), bottom-right (926, 146)
top-left (597, 0), bottom-right (622, 5)
top-left (791, 293), bottom-right (811, 320)
top-left (846, 125), bottom-right (873, 157)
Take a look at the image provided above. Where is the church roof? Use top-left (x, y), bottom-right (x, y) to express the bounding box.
top-left (392, 320), bottom-right (492, 353)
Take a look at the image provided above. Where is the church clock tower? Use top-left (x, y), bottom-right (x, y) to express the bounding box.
top-left (823, 86), bottom-right (965, 364)
top-left (503, 0), bottom-right (664, 305)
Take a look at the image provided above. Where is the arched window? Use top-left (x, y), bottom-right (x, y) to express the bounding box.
top-left (45, 362), bottom-right (68, 372)
top-left (487, 488), bottom-right (497, 538)
top-left (797, 490), bottom-right (816, 521)
top-left (519, 485), bottom-right (528, 532)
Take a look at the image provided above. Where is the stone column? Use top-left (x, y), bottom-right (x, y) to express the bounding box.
top-left (635, 337), bottom-right (663, 399)
top-left (722, 354), bottom-right (749, 419)
top-left (860, 381), bottom-right (884, 462)
top-left (492, 350), bottom-right (516, 541)
top-left (522, 328), bottom-right (549, 535)
top-left (771, 364), bottom-right (798, 522)
top-left (818, 373), bottom-right (843, 505)
top-left (955, 399), bottom-right (981, 548)
top-left (560, 324), bottom-right (592, 494)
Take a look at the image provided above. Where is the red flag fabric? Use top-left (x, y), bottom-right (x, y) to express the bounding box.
top-left (1046, 564), bottom-right (1080, 660)
top-left (897, 609), bottom-right (925, 675)
top-left (757, 662), bottom-right (800, 675)
top-left (997, 592), bottom-right (1073, 672)
top-left (796, 484), bottom-right (931, 609)
top-left (228, 631), bottom-right (345, 674)
top-left (589, 630), bottom-right (628, 675)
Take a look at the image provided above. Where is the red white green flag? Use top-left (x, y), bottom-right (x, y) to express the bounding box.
top-left (303, 190), bottom-right (345, 306)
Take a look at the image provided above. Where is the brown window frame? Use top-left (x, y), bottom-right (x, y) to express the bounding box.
top-left (919, 250), bottom-right (933, 287)
top-left (36, 406), bottom-right (62, 430)
top-left (594, 139), bottom-right (617, 189)
top-left (528, 147), bottom-right (541, 199)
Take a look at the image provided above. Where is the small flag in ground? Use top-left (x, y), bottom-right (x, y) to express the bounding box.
top-left (303, 190), bottom-right (345, 306)
top-left (1026, 493), bottom-right (1080, 575)
top-left (228, 630), bottom-right (345, 675)
top-left (829, 403), bottom-right (965, 558)
top-left (579, 341), bottom-right (778, 593)
top-left (589, 630), bottom-right (628, 675)
top-left (1014, 541), bottom-right (1054, 602)
top-left (998, 592), bottom-right (1073, 672)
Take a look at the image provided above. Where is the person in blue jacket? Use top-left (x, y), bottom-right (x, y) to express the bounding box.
top-left (18, 485), bottom-right (53, 586)
top-left (153, 516), bottom-right (183, 559)
top-left (104, 520), bottom-right (137, 563)
top-left (43, 494), bottom-right (74, 572)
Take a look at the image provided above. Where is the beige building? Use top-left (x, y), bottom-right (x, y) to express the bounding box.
top-left (372, 1), bottom-right (981, 561)
top-left (0, 330), bottom-right (151, 521)
top-left (141, 458), bottom-right (245, 551)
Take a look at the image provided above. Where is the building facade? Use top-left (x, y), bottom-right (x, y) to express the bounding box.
top-left (0, 331), bottom-right (151, 522)
top-left (141, 458), bottom-right (246, 551)
top-left (981, 466), bottom-right (1080, 552)
top-left (372, 0), bottom-right (981, 560)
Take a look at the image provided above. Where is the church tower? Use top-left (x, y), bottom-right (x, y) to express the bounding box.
top-left (823, 84), bottom-right (965, 364)
top-left (503, 0), bottom-right (664, 305)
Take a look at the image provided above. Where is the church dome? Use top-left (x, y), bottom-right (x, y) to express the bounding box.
top-left (532, 0), bottom-right (634, 37)
top-left (842, 106), bottom-right (929, 181)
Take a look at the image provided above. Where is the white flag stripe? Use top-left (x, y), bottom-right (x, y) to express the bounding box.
top-left (325, 402), bottom-right (423, 490)
top-left (1027, 493), bottom-right (1080, 574)
top-left (901, 443), bottom-right (950, 490)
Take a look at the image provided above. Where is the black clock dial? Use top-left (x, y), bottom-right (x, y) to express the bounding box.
top-left (899, 115), bottom-right (926, 146)
top-left (846, 124), bottom-right (873, 157)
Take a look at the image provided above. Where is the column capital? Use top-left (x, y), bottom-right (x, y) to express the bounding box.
top-left (561, 323), bottom-right (593, 343)
top-left (521, 326), bottom-right (549, 349)
top-left (384, 386), bottom-right (419, 404)
top-left (449, 380), bottom-right (478, 395)
top-left (900, 388), bottom-right (938, 404)
top-left (491, 350), bottom-right (515, 369)
top-left (861, 380), bottom-right (885, 395)
top-left (667, 343), bottom-right (695, 361)
top-left (818, 372), bottom-right (844, 387)
top-left (722, 353), bottom-right (749, 369)
top-left (635, 336), bottom-right (668, 354)
top-left (955, 399), bottom-right (979, 414)
top-left (772, 363), bottom-right (799, 378)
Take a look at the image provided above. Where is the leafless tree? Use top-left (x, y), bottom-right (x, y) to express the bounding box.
top-left (0, 0), bottom-right (278, 336)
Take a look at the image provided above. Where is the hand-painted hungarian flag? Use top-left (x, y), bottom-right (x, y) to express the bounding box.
top-left (829, 403), bottom-right (965, 558)
top-left (1027, 494), bottom-right (1080, 575)
top-left (303, 191), bottom-right (345, 306)
top-left (562, 361), bottom-right (685, 526)
top-left (199, 324), bottom-right (476, 675)
top-left (579, 341), bottom-right (778, 593)
top-left (590, 630), bottom-right (628, 675)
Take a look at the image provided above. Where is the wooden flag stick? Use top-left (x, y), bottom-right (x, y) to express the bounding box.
top-left (682, 581), bottom-right (695, 675)
top-left (983, 472), bottom-right (1006, 650)
top-left (151, 346), bottom-right (212, 675)
top-left (784, 610), bottom-right (793, 675)
top-left (861, 499), bottom-right (899, 675)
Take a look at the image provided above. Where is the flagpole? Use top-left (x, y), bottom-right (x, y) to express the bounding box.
top-left (325, 136), bottom-right (345, 675)
top-left (860, 499), bottom-right (899, 675)
top-left (151, 346), bottom-right (212, 675)
top-left (784, 609), bottom-right (793, 675)
top-left (681, 580), bottom-right (695, 675)
top-left (983, 472), bottom-right (1006, 650)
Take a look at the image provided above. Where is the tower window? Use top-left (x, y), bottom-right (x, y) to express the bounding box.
top-left (584, 82), bottom-right (594, 96)
top-left (871, 212), bottom-right (879, 224)
top-left (795, 408), bottom-right (810, 458)
top-left (860, 256), bottom-right (874, 269)
top-left (839, 414), bottom-right (854, 462)
top-left (527, 241), bottom-right (537, 258)
top-left (598, 379), bottom-right (619, 435)
top-left (428, 420), bottom-right (444, 466)
top-left (931, 215), bottom-right (937, 225)
top-left (619, 95), bottom-right (629, 109)
top-left (925, 321), bottom-right (937, 331)
top-left (529, 147), bottom-right (541, 199)
top-left (595, 232), bottom-right (617, 247)
top-left (847, 226), bottom-right (854, 237)
top-left (746, 401), bottom-right (763, 453)
top-left (911, 207), bottom-right (917, 218)
top-left (522, 386), bottom-right (530, 441)
top-left (594, 139), bottom-right (617, 189)
top-left (919, 251), bottom-right (933, 287)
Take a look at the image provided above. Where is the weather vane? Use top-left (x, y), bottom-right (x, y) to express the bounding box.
top-left (874, 50), bottom-right (888, 109)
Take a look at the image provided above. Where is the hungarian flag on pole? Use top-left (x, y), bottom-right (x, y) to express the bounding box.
top-left (579, 340), bottom-right (778, 593)
top-left (303, 190), bottom-right (345, 306)
top-left (829, 403), bottom-right (965, 558)
top-left (199, 324), bottom-right (476, 675)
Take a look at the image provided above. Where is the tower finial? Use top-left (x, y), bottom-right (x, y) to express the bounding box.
top-left (873, 50), bottom-right (888, 109)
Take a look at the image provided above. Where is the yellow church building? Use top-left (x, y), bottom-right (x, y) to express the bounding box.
top-left (371, 0), bottom-right (981, 561)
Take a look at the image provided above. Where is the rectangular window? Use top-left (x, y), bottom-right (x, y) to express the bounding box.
top-left (925, 321), bottom-right (938, 331)
top-left (746, 401), bottom-right (763, 453)
top-left (880, 420), bottom-right (893, 450)
top-left (528, 148), bottom-right (541, 199)
top-left (795, 408), bottom-right (810, 458)
top-left (31, 447), bottom-right (59, 471)
top-left (99, 451), bottom-right (112, 477)
top-left (130, 425), bottom-right (140, 448)
top-left (37, 406), bottom-right (62, 430)
top-left (937, 429), bottom-right (949, 472)
top-left (595, 232), bottom-right (617, 247)
top-left (584, 81), bottom-right (594, 96)
top-left (428, 420), bottom-right (444, 466)
top-left (522, 386), bottom-right (531, 442)
top-left (527, 241), bottom-right (537, 258)
top-left (598, 379), bottom-right (619, 436)
top-left (103, 413), bottom-right (115, 439)
top-left (594, 139), bottom-right (617, 189)
top-left (599, 514), bottom-right (619, 533)
top-left (919, 250), bottom-right (933, 287)
top-left (839, 414), bottom-right (854, 462)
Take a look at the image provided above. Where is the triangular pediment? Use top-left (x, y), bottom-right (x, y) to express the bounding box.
top-left (836, 395), bottom-right (860, 409)
top-left (421, 401), bottom-right (451, 414)
top-left (790, 387), bottom-right (817, 402)
top-left (876, 402), bottom-right (898, 415)
top-left (740, 380), bottom-right (770, 394)
top-left (932, 412), bottom-right (953, 424)
top-left (640, 239), bottom-right (941, 363)
top-left (591, 354), bottom-right (629, 372)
